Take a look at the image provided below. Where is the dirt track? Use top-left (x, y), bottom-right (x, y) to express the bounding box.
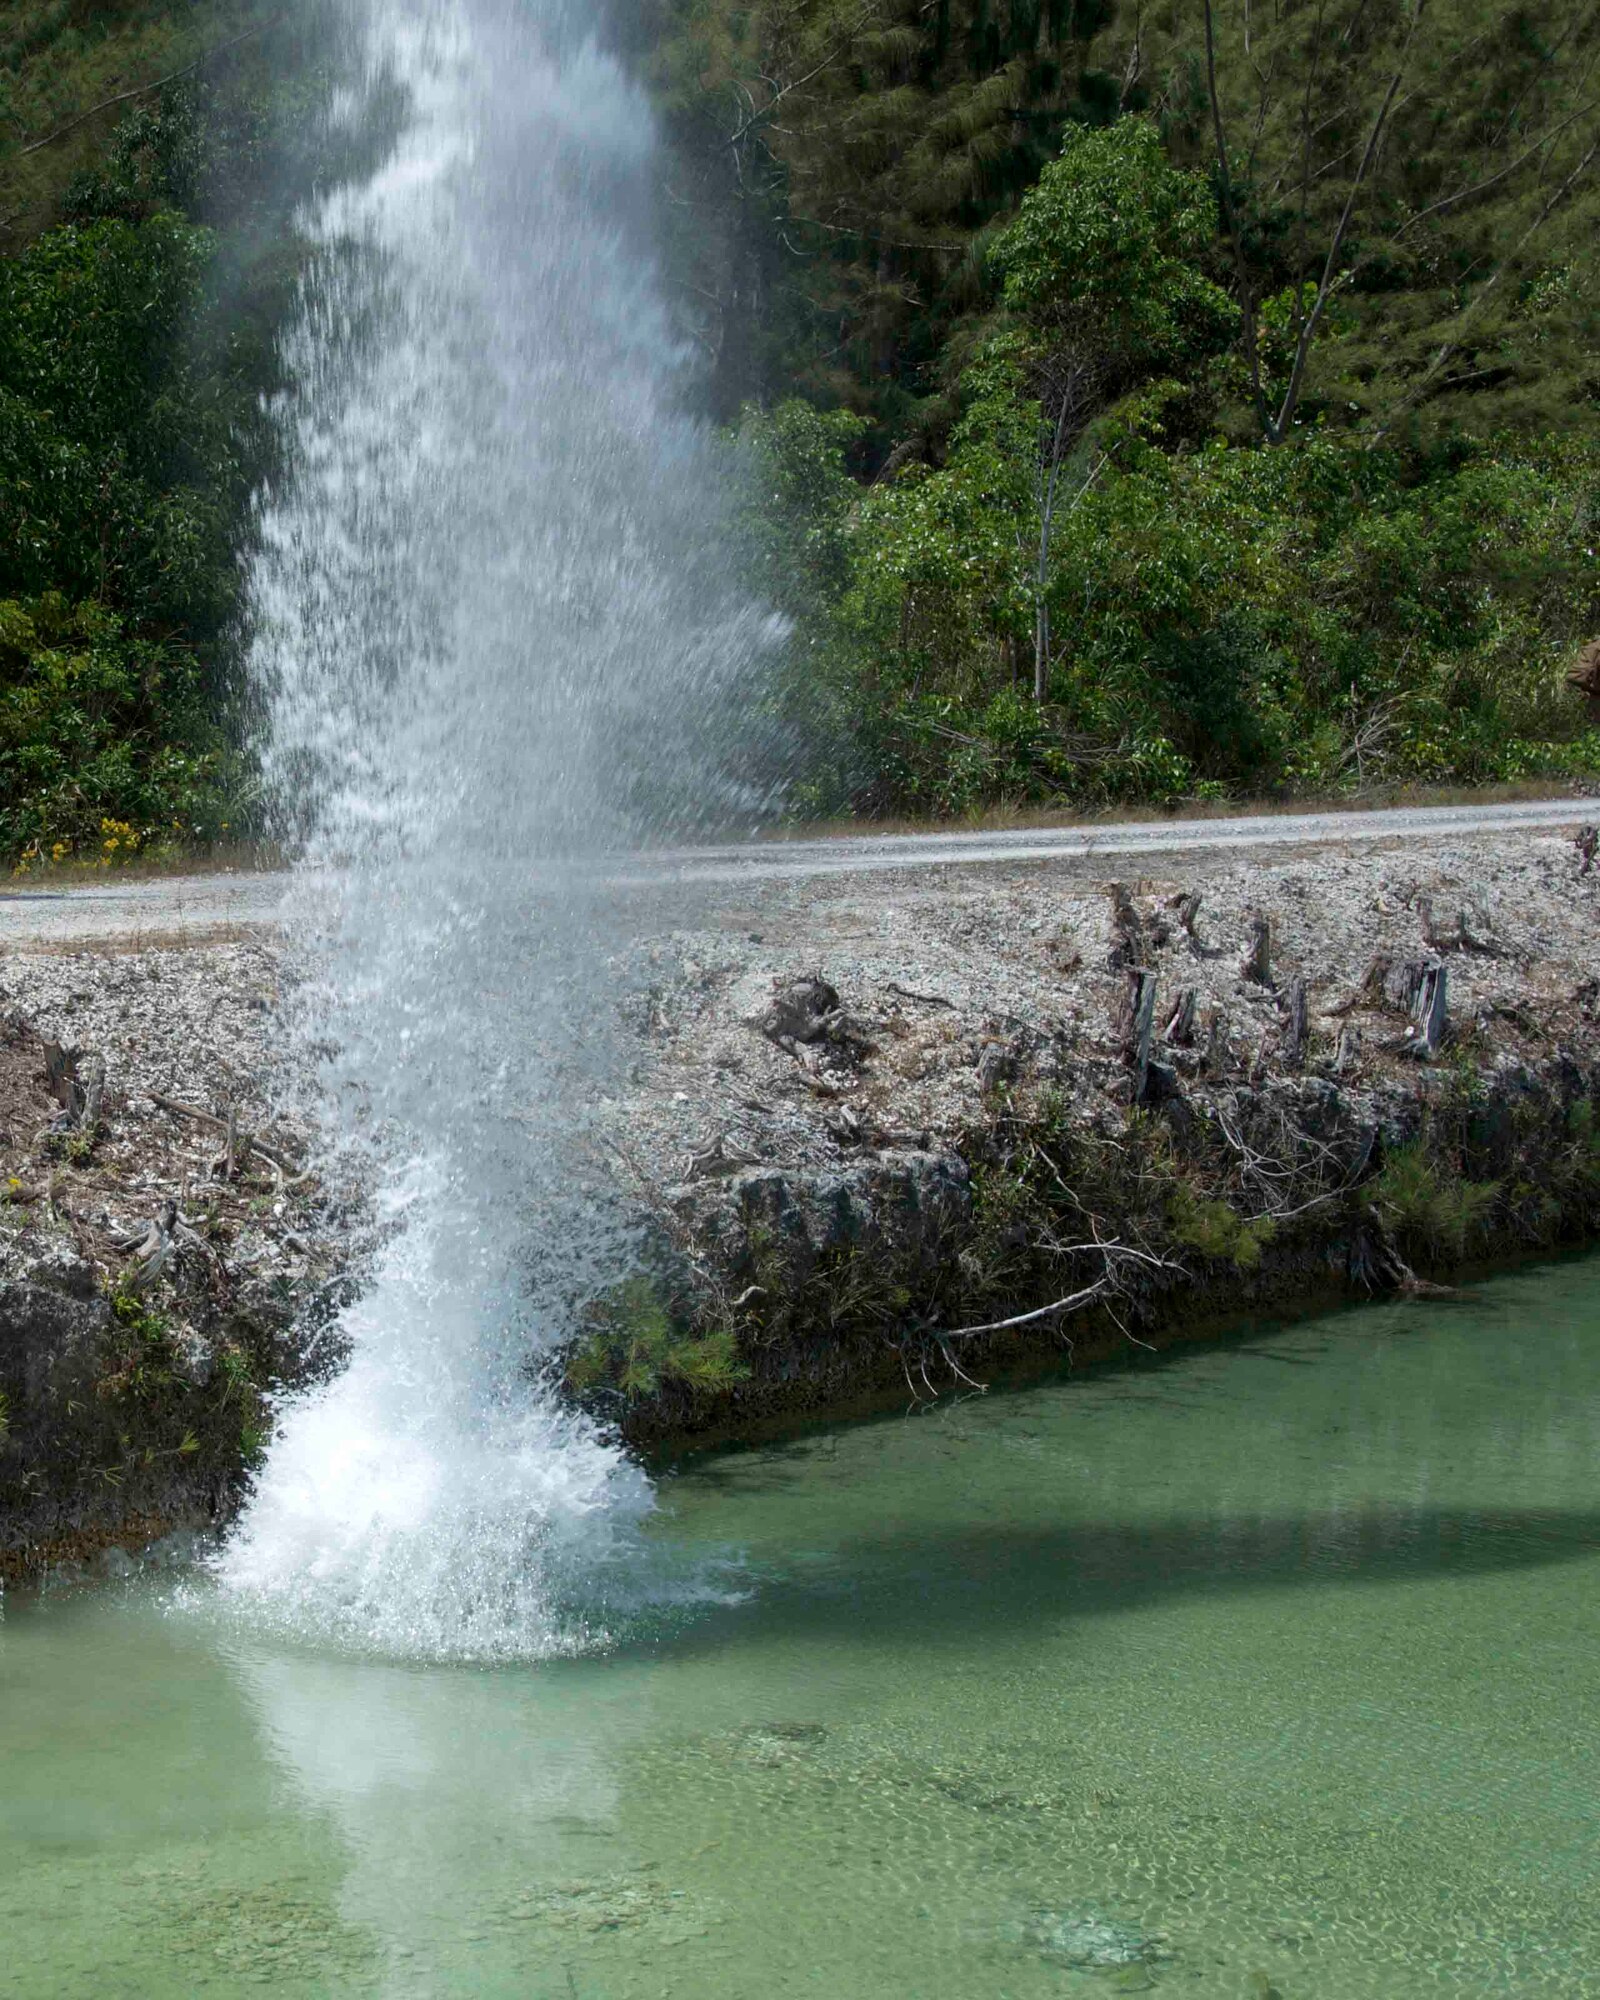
top-left (1, 797), bottom-right (1591, 951)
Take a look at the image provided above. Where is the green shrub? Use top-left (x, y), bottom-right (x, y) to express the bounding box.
top-left (1368, 1142), bottom-right (1500, 1259)
top-left (566, 1274), bottom-right (750, 1402)
top-left (1168, 1184), bottom-right (1277, 1270)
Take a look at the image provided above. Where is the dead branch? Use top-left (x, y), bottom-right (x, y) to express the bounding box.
top-left (884, 981), bottom-right (955, 1010)
top-left (19, 23), bottom-right (277, 158)
top-left (941, 1279), bottom-right (1109, 1341)
top-left (149, 1092), bottom-right (310, 1186)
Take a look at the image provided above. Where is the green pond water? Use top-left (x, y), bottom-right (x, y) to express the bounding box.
top-left (3, 1262), bottom-right (1598, 1999)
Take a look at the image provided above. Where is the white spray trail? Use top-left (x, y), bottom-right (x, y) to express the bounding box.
top-left (216, 0), bottom-right (773, 1658)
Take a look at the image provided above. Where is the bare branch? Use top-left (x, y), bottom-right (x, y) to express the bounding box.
top-left (941, 1279), bottom-right (1108, 1341)
top-left (17, 22), bottom-right (276, 158)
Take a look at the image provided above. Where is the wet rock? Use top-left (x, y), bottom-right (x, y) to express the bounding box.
top-left (0, 1281), bottom-right (110, 1446)
top-left (20, 1239), bottom-right (100, 1301)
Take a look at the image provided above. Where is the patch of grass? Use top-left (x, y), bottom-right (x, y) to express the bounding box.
top-left (100, 1282), bottom-right (181, 1403)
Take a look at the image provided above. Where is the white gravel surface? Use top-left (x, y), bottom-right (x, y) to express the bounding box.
top-left (1, 799), bottom-right (1589, 950)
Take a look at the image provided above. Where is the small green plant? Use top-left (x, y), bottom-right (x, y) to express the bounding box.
top-left (101, 1284), bottom-right (181, 1402)
top-left (1368, 1141), bottom-right (1499, 1258)
top-left (1168, 1184), bottom-right (1277, 1270)
top-left (215, 1346), bottom-right (254, 1404)
top-left (566, 1274), bottom-right (749, 1401)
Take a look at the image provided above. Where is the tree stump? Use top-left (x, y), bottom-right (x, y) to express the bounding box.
top-left (1240, 911), bottom-right (1273, 988)
top-left (1116, 968), bottom-right (1159, 1103)
top-left (1281, 975), bottom-right (1309, 1069)
top-left (1164, 986), bottom-right (1198, 1047)
top-left (1106, 882), bottom-right (1143, 971)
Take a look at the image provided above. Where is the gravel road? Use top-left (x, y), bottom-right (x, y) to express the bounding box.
top-left (1, 797), bottom-right (1590, 949)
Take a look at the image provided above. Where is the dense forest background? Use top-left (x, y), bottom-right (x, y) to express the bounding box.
top-left (2, 0), bottom-right (1597, 857)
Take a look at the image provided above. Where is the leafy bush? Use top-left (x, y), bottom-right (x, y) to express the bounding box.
top-left (566, 1275), bottom-right (749, 1401)
top-left (747, 380), bottom-right (1600, 815)
top-left (0, 66), bottom-right (342, 864)
top-left (1167, 1184), bottom-right (1277, 1271)
top-left (1368, 1142), bottom-right (1500, 1260)
top-left (0, 594), bottom-right (237, 856)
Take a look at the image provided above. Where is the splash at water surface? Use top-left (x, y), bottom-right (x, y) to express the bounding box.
top-left (216, 0), bottom-right (772, 1657)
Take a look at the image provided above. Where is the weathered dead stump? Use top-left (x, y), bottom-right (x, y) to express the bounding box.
top-left (1240, 911), bottom-right (1273, 988)
top-left (1418, 894), bottom-right (1506, 957)
top-left (1281, 975), bottom-right (1309, 1069)
top-left (1414, 963), bottom-right (1448, 1058)
top-left (42, 1044), bottom-right (105, 1138)
top-left (1202, 1007), bottom-right (1231, 1076)
top-left (1168, 891), bottom-right (1204, 955)
top-left (1384, 957), bottom-right (1436, 1015)
top-left (1334, 1023), bottom-right (1362, 1075)
top-left (1106, 882), bottom-right (1144, 971)
top-left (1576, 826), bottom-right (1598, 876)
top-left (1115, 968), bottom-right (1159, 1103)
top-left (1164, 986), bottom-right (1198, 1047)
top-left (761, 976), bottom-right (842, 1048)
top-left (1393, 960), bottom-right (1448, 1059)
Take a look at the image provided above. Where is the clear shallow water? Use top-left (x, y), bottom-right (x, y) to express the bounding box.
top-left (4, 1261), bottom-right (1598, 1999)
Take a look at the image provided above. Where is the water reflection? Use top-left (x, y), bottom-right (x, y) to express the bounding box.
top-left (232, 1647), bottom-right (661, 1996)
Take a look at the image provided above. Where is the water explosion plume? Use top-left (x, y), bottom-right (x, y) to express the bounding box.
top-left (216, 0), bottom-right (775, 1657)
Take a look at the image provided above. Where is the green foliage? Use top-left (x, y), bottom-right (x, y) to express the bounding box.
top-left (662, 0), bottom-right (1600, 818)
top-left (762, 394), bottom-right (1600, 813)
top-left (1167, 1184), bottom-right (1276, 1270)
top-left (0, 32), bottom-right (349, 864)
top-left (0, 594), bottom-right (236, 855)
top-left (1368, 1141), bottom-right (1500, 1259)
top-left (566, 1275), bottom-right (750, 1402)
top-left (734, 400), bottom-right (868, 618)
top-left (102, 1283), bottom-right (183, 1402)
top-left (0, 1), bottom-right (278, 243)
top-left (991, 118), bottom-right (1236, 372)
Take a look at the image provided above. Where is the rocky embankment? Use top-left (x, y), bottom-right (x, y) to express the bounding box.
top-left (0, 941), bottom-right (348, 1581)
top-left (583, 826), bottom-right (1600, 1444)
top-left (4, 824), bottom-right (1599, 1574)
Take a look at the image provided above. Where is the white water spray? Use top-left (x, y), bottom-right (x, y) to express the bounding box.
top-left (216, 0), bottom-right (772, 1657)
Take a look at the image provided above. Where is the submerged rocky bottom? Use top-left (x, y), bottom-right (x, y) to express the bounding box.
top-left (2, 1256), bottom-right (1597, 1998)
